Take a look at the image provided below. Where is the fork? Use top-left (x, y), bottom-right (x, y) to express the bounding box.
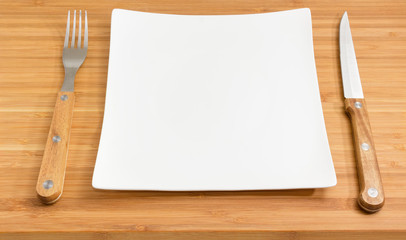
top-left (36, 10), bottom-right (88, 204)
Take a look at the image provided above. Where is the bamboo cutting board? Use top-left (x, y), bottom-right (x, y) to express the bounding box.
top-left (0, 0), bottom-right (405, 239)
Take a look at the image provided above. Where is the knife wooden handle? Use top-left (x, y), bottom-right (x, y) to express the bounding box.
top-left (36, 92), bottom-right (75, 204)
top-left (345, 98), bottom-right (384, 212)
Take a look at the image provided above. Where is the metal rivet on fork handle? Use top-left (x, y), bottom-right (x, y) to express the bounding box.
top-left (43, 180), bottom-right (54, 190)
top-left (61, 95), bottom-right (68, 101)
top-left (52, 135), bottom-right (61, 143)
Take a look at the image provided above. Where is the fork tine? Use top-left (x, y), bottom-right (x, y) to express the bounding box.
top-left (71, 10), bottom-right (76, 48)
top-left (64, 11), bottom-right (70, 48)
top-left (78, 10), bottom-right (82, 48)
top-left (84, 11), bottom-right (88, 48)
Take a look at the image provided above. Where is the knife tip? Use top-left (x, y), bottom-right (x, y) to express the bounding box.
top-left (340, 11), bottom-right (348, 24)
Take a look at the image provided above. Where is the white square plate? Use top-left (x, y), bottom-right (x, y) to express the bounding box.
top-left (92, 8), bottom-right (336, 191)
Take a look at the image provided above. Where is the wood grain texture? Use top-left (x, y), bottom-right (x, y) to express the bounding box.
top-left (0, 0), bottom-right (405, 239)
top-left (36, 91), bottom-right (75, 204)
top-left (345, 98), bottom-right (385, 212)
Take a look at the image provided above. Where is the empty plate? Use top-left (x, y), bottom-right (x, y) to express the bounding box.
top-left (92, 8), bottom-right (337, 191)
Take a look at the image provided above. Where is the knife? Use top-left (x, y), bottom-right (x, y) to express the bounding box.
top-left (340, 12), bottom-right (384, 212)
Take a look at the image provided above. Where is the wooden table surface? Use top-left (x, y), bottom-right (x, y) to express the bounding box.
top-left (1, 0), bottom-right (405, 239)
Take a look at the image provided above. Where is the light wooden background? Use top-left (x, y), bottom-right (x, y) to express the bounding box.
top-left (0, 0), bottom-right (405, 239)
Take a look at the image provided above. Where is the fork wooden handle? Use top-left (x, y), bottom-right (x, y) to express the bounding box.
top-left (36, 92), bottom-right (75, 204)
top-left (345, 98), bottom-right (384, 212)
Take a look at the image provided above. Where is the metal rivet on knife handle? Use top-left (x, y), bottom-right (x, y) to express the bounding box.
top-left (361, 143), bottom-right (370, 151)
top-left (355, 101), bottom-right (362, 108)
top-left (368, 187), bottom-right (379, 198)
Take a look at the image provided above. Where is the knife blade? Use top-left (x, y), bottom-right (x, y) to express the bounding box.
top-left (340, 12), bottom-right (384, 212)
